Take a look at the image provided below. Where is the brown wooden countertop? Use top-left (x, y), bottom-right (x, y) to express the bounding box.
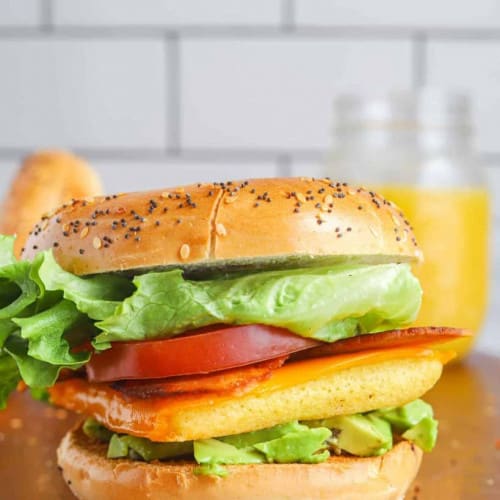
top-left (0, 353), bottom-right (498, 500)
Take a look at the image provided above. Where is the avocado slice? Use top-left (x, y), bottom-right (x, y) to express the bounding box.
top-left (306, 414), bottom-right (393, 457)
top-left (402, 417), bottom-right (438, 452)
top-left (374, 399), bottom-right (434, 432)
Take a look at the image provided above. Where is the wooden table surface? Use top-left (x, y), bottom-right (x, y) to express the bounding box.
top-left (0, 353), bottom-right (498, 500)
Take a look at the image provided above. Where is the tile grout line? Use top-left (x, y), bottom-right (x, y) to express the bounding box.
top-left (281, 0), bottom-right (296, 32)
top-left (165, 33), bottom-right (181, 154)
top-left (40, 0), bottom-right (54, 32)
top-left (4, 25), bottom-right (500, 40)
top-left (0, 148), bottom-right (500, 165)
top-left (412, 32), bottom-right (427, 89)
top-left (277, 154), bottom-right (293, 177)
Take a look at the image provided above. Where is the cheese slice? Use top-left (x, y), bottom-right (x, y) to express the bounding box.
top-left (49, 344), bottom-right (453, 442)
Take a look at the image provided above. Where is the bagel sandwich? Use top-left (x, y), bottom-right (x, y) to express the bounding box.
top-left (0, 178), bottom-right (468, 499)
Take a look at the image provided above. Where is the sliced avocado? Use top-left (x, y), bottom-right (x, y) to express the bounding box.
top-left (194, 438), bottom-right (265, 465)
top-left (365, 415), bottom-right (393, 456)
top-left (402, 417), bottom-right (438, 452)
top-left (374, 399), bottom-right (434, 432)
top-left (107, 434), bottom-right (128, 458)
top-left (120, 435), bottom-right (193, 461)
top-left (194, 463), bottom-right (229, 477)
top-left (82, 417), bottom-right (113, 443)
top-left (254, 427), bottom-right (331, 464)
top-left (307, 414), bottom-right (393, 457)
top-left (219, 421), bottom-right (306, 448)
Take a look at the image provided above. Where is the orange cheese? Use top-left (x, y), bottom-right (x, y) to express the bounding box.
top-left (49, 344), bottom-right (454, 441)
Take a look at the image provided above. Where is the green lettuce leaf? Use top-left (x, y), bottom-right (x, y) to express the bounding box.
top-left (4, 335), bottom-right (63, 388)
top-left (0, 262), bottom-right (39, 319)
top-left (0, 352), bottom-right (20, 409)
top-left (35, 251), bottom-right (133, 320)
top-left (0, 319), bottom-right (17, 349)
top-left (12, 299), bottom-right (92, 366)
top-left (95, 263), bottom-right (421, 345)
top-left (0, 235), bottom-right (16, 267)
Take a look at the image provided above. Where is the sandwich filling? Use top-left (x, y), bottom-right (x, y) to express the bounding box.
top-left (0, 234), bottom-right (422, 405)
top-left (0, 233), bottom-right (461, 476)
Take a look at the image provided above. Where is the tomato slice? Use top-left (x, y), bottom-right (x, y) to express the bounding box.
top-left (292, 326), bottom-right (470, 360)
top-left (86, 325), bottom-right (321, 383)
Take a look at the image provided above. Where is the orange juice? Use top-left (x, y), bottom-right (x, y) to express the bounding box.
top-left (375, 186), bottom-right (490, 358)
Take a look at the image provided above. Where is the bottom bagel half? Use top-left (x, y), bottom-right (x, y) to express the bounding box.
top-left (58, 424), bottom-right (422, 500)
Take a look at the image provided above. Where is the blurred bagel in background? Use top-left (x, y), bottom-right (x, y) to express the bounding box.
top-left (0, 150), bottom-right (102, 256)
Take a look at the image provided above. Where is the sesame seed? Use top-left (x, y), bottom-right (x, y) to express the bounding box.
top-left (93, 237), bottom-right (102, 249)
top-left (80, 227), bottom-right (89, 239)
top-left (180, 243), bottom-right (190, 260)
top-left (79, 249), bottom-right (85, 255)
top-left (225, 195), bottom-right (238, 204)
top-left (216, 223), bottom-right (227, 237)
top-left (161, 192), bottom-right (170, 199)
top-left (324, 194), bottom-right (334, 204)
top-left (296, 193), bottom-right (306, 203)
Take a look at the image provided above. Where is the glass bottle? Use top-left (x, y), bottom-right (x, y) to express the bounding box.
top-left (326, 90), bottom-right (490, 358)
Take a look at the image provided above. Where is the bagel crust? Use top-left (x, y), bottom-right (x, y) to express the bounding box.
top-left (22, 178), bottom-right (420, 276)
top-left (58, 424), bottom-right (423, 500)
top-left (0, 150), bottom-right (102, 256)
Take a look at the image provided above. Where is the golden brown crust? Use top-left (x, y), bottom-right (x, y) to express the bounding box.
top-left (22, 178), bottom-right (420, 276)
top-left (58, 424), bottom-right (423, 500)
top-left (0, 151), bottom-right (102, 256)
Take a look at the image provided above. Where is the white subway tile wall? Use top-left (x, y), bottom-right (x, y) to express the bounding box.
top-left (296, 0), bottom-right (500, 28)
top-left (0, 1), bottom-right (498, 354)
top-left (53, 0), bottom-right (282, 27)
top-left (0, 40), bottom-right (167, 150)
top-left (0, 0), bottom-right (40, 27)
top-left (427, 41), bottom-right (500, 154)
top-left (181, 39), bottom-right (412, 150)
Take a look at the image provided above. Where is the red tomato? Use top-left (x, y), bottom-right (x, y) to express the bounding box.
top-left (86, 325), bottom-right (320, 383)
